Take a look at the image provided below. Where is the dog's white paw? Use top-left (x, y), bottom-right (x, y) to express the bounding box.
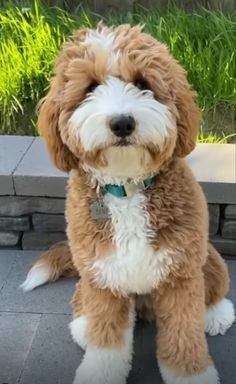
top-left (73, 347), bottom-right (130, 384)
top-left (205, 298), bottom-right (235, 336)
top-left (73, 366), bottom-right (126, 384)
top-left (69, 316), bottom-right (87, 350)
top-left (159, 363), bottom-right (220, 384)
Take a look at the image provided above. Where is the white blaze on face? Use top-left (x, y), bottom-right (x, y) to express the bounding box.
top-left (69, 76), bottom-right (175, 152)
top-left (83, 29), bottom-right (115, 52)
top-left (84, 29), bottom-right (115, 46)
top-left (83, 29), bottom-right (120, 71)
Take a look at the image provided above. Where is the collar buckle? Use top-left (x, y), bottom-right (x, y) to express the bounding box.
top-left (103, 176), bottom-right (154, 198)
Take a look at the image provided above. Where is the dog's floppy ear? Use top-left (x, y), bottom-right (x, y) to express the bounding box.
top-left (38, 55), bottom-right (79, 172)
top-left (172, 65), bottom-right (201, 158)
top-left (38, 90), bottom-right (78, 172)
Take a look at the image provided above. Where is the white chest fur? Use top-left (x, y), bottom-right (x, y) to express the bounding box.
top-left (90, 192), bottom-right (173, 295)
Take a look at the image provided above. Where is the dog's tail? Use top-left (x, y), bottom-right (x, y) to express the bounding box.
top-left (20, 241), bottom-right (77, 292)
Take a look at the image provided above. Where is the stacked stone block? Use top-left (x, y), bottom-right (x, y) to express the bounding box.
top-left (0, 196), bottom-right (235, 255)
top-left (0, 196), bottom-right (66, 249)
top-left (210, 204), bottom-right (236, 256)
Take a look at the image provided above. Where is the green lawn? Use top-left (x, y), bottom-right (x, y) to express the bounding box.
top-left (0, 1), bottom-right (235, 142)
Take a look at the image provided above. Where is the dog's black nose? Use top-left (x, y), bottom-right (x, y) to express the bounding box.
top-left (109, 115), bottom-right (135, 138)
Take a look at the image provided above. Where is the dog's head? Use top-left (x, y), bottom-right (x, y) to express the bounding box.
top-left (38, 24), bottom-right (200, 181)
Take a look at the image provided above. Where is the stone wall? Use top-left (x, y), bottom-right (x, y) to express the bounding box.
top-left (209, 204), bottom-right (236, 256)
top-left (0, 136), bottom-right (235, 255)
top-left (0, 197), bottom-right (235, 254)
top-left (47, 0), bottom-right (236, 13)
top-left (0, 196), bottom-right (66, 250)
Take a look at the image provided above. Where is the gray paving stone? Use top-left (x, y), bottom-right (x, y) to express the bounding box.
top-left (22, 231), bottom-right (66, 250)
top-left (225, 204), bottom-right (236, 220)
top-left (129, 321), bottom-right (161, 383)
top-left (0, 231), bottom-right (20, 246)
top-left (225, 259), bottom-right (236, 305)
top-left (0, 312), bottom-right (41, 384)
top-left (0, 251), bottom-right (76, 314)
top-left (0, 196), bottom-right (65, 216)
top-left (0, 135), bottom-right (34, 195)
top-left (130, 322), bottom-right (236, 384)
top-left (208, 204), bottom-right (220, 236)
top-left (0, 251), bottom-right (16, 291)
top-left (208, 323), bottom-right (236, 384)
top-left (0, 216), bottom-right (30, 231)
top-left (15, 319), bottom-right (236, 384)
top-left (18, 314), bottom-right (81, 384)
top-left (222, 220), bottom-right (236, 240)
top-left (32, 213), bottom-right (66, 232)
top-left (0, 251), bottom-right (235, 384)
top-left (17, 316), bottom-right (163, 384)
top-left (187, 143), bottom-right (236, 204)
top-left (14, 137), bottom-right (68, 197)
top-left (211, 236), bottom-right (236, 256)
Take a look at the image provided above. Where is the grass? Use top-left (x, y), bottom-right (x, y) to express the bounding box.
top-left (197, 128), bottom-right (235, 143)
top-left (0, 1), bottom-right (235, 142)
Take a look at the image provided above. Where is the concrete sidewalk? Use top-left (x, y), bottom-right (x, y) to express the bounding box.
top-left (0, 251), bottom-right (235, 384)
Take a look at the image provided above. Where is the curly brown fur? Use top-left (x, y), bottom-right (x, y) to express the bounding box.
top-left (23, 24), bottom-right (234, 384)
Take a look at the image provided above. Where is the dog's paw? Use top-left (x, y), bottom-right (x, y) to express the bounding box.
top-left (69, 316), bottom-right (87, 350)
top-left (205, 298), bottom-right (235, 336)
top-left (72, 347), bottom-right (129, 384)
top-left (73, 368), bottom-right (126, 384)
top-left (73, 364), bottom-right (126, 384)
top-left (159, 363), bottom-right (220, 384)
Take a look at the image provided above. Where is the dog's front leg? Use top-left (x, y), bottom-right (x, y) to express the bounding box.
top-left (71, 279), bottom-right (135, 384)
top-left (153, 273), bottom-right (220, 384)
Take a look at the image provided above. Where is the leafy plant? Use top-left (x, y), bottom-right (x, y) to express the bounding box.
top-left (0, 1), bottom-right (235, 140)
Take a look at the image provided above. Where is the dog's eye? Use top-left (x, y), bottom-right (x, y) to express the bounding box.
top-left (86, 82), bottom-right (99, 94)
top-left (134, 79), bottom-right (150, 91)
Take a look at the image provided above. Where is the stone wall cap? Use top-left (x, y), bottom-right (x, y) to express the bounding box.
top-left (13, 137), bottom-right (67, 197)
top-left (0, 135), bottom-right (34, 195)
top-left (187, 143), bottom-right (236, 203)
top-left (0, 136), bottom-right (235, 203)
top-left (187, 143), bottom-right (235, 185)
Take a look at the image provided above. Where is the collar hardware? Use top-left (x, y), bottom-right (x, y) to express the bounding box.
top-left (103, 176), bottom-right (153, 198)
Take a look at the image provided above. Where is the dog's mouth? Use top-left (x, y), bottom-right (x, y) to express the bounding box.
top-left (114, 139), bottom-right (130, 147)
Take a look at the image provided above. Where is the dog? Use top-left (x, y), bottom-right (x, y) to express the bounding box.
top-left (22, 24), bottom-right (235, 384)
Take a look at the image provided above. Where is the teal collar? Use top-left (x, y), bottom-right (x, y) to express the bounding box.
top-left (103, 176), bottom-right (153, 197)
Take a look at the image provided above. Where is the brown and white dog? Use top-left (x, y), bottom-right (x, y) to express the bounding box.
top-left (21, 24), bottom-right (235, 384)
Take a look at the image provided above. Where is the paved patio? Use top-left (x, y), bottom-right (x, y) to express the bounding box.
top-left (0, 250), bottom-right (235, 384)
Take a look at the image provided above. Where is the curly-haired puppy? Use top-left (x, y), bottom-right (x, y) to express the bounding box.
top-left (22, 24), bottom-right (235, 384)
